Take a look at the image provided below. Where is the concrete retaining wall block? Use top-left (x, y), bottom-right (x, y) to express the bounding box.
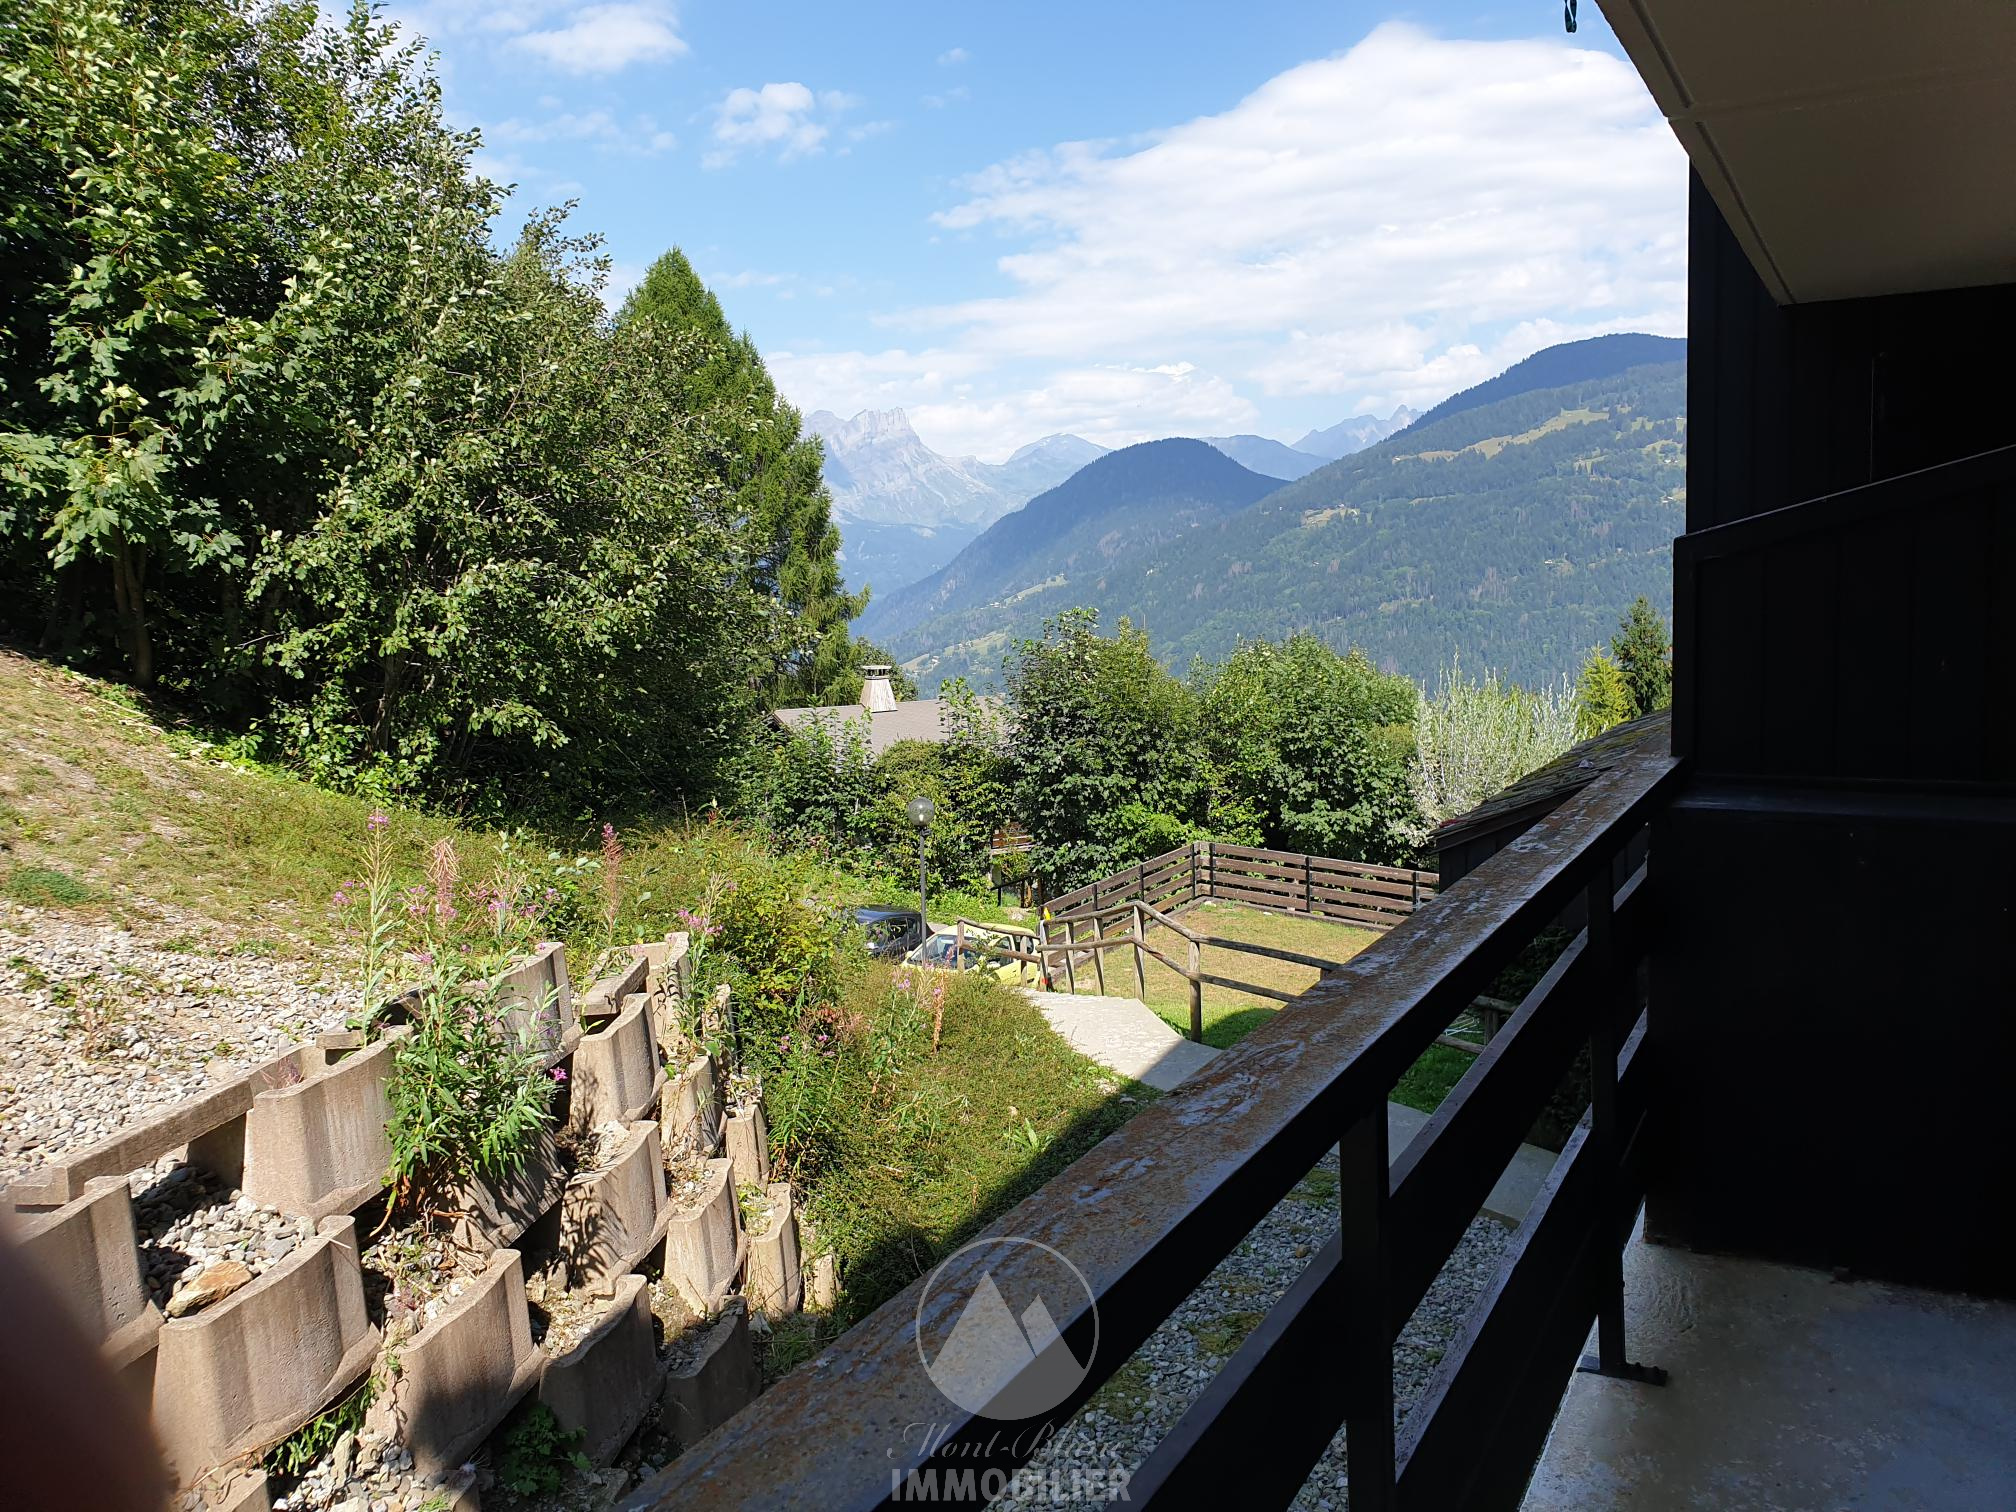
top-left (561, 1122), bottom-right (670, 1287)
top-left (242, 1037), bottom-right (399, 1220)
top-left (659, 1158), bottom-right (740, 1314)
top-left (447, 1128), bottom-right (567, 1253)
top-left (493, 941), bottom-right (571, 1056)
top-left (578, 954), bottom-right (647, 1022)
top-left (15, 1174), bottom-right (160, 1369)
top-left (745, 1182), bottom-right (802, 1320)
top-left (629, 932), bottom-right (690, 999)
top-left (659, 1299), bottom-right (760, 1449)
top-left (568, 992), bottom-right (662, 1132)
top-left (369, 1248), bottom-right (541, 1482)
top-left (151, 1215), bottom-right (379, 1487)
top-left (537, 1274), bottom-right (661, 1465)
top-left (662, 1054), bottom-right (719, 1158)
top-left (723, 1103), bottom-right (769, 1191)
top-left (182, 1466), bottom-right (271, 1512)
top-left (7, 1046), bottom-right (322, 1210)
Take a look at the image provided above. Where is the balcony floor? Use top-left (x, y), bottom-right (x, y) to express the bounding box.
top-left (1523, 1225), bottom-right (2016, 1510)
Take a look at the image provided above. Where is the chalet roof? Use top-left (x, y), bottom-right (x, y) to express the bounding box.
top-left (1434, 710), bottom-right (1672, 854)
top-left (769, 696), bottom-right (1002, 757)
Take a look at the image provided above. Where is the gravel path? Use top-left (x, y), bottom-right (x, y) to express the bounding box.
top-left (0, 903), bottom-right (350, 1186)
top-left (991, 1149), bottom-right (1514, 1511)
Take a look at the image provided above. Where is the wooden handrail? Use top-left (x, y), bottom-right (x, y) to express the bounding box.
top-left (640, 742), bottom-right (1684, 1512)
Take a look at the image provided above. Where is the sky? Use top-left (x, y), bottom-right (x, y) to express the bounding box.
top-left (370, 1), bottom-right (1688, 462)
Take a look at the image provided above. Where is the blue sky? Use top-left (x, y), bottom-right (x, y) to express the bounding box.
top-left (381, 1), bottom-right (1687, 460)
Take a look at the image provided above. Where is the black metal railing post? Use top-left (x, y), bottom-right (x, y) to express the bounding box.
top-left (1578, 860), bottom-right (1667, 1387)
top-left (1339, 1105), bottom-right (1396, 1510)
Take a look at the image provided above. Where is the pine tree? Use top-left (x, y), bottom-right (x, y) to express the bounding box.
top-left (619, 250), bottom-right (866, 701)
top-left (1574, 650), bottom-right (1635, 738)
top-left (1610, 596), bottom-right (1673, 718)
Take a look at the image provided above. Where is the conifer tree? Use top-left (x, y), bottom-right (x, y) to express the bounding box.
top-left (619, 250), bottom-right (865, 701)
top-left (1610, 596), bottom-right (1673, 717)
top-left (1574, 649), bottom-right (1635, 738)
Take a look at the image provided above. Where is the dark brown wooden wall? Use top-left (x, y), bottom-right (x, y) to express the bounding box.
top-left (1656, 180), bottom-right (2016, 1294)
top-left (1687, 171), bottom-right (2016, 531)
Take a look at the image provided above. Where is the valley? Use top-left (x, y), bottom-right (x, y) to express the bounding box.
top-left (846, 337), bottom-right (1686, 692)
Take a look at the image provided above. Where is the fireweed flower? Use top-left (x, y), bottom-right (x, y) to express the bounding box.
top-left (367, 812), bottom-right (390, 832)
top-left (550, 1067), bottom-right (568, 1083)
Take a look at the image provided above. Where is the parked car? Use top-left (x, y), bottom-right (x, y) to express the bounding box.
top-left (854, 906), bottom-right (925, 960)
top-left (902, 923), bottom-right (1029, 983)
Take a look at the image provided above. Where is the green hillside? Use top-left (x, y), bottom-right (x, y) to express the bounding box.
top-left (859, 439), bottom-right (1279, 681)
top-left (895, 360), bottom-right (1684, 691)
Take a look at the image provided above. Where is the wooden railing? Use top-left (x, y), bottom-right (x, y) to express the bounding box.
top-left (1027, 896), bottom-right (1343, 1042)
top-left (629, 738), bottom-right (1682, 1512)
top-left (1043, 842), bottom-right (1439, 932)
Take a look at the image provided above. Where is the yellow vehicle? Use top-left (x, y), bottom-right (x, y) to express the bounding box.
top-left (902, 924), bottom-right (1037, 984)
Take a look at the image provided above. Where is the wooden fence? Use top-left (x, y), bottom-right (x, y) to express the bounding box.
top-left (1044, 842), bottom-right (1438, 932)
top-left (954, 900), bottom-right (1339, 1044)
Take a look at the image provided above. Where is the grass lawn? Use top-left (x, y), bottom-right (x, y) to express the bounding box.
top-left (796, 963), bottom-right (1155, 1332)
top-left (1056, 897), bottom-right (1479, 1115)
top-left (1105, 900), bottom-right (1381, 1048)
top-left (0, 649), bottom-right (489, 959)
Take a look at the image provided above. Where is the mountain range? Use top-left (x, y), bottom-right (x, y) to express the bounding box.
top-left (816, 404), bottom-right (1422, 599)
top-left (1294, 405), bottom-right (1419, 459)
top-left (855, 439), bottom-right (1280, 649)
top-left (857, 336), bottom-right (1685, 693)
top-left (807, 409), bottom-right (1104, 528)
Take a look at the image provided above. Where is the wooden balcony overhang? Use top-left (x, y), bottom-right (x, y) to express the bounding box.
top-left (1598, 0), bottom-right (2016, 304)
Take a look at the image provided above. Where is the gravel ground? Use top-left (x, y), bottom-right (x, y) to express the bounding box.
top-left (0, 903), bottom-right (349, 1186)
top-left (129, 1156), bottom-right (313, 1310)
top-left (266, 1424), bottom-right (427, 1512)
top-left (990, 1149), bottom-right (1514, 1512)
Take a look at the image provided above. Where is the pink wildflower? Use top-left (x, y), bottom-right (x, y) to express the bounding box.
top-left (367, 812), bottom-right (390, 832)
top-left (550, 1067), bottom-right (568, 1083)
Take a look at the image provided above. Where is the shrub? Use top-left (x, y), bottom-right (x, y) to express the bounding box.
top-left (1411, 657), bottom-right (1579, 833)
top-left (712, 864), bottom-right (844, 1063)
top-left (496, 1404), bottom-right (589, 1496)
top-left (339, 820), bottom-right (558, 1215)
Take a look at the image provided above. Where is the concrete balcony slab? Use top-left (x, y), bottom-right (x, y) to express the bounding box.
top-left (1524, 1228), bottom-right (2016, 1510)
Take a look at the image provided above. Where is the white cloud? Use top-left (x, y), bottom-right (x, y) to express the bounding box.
top-left (922, 85), bottom-right (969, 109)
top-left (482, 108), bottom-right (674, 155)
top-left (936, 46), bottom-right (968, 66)
top-left (709, 268), bottom-right (795, 290)
top-left (706, 83), bottom-right (862, 167)
top-left (513, 3), bottom-right (687, 74)
top-left (601, 260), bottom-right (647, 312)
top-left (789, 24), bottom-right (1686, 456)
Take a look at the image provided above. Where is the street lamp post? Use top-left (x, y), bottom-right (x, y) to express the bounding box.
top-left (906, 796), bottom-right (935, 937)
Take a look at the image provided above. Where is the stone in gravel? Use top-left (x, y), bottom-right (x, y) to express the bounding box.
top-left (165, 1259), bottom-right (253, 1317)
top-left (330, 1429), bottom-right (357, 1484)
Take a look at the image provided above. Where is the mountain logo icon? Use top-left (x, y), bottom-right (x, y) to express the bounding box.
top-left (915, 1236), bottom-right (1098, 1419)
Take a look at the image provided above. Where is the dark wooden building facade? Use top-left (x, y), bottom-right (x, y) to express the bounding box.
top-left (1657, 174), bottom-right (2016, 1297)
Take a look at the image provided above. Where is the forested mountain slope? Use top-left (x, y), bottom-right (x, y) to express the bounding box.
top-left (1398, 333), bottom-right (1684, 436)
top-left (1120, 359), bottom-right (1686, 685)
top-left (856, 440), bottom-right (1279, 679)
top-left (888, 358), bottom-right (1684, 691)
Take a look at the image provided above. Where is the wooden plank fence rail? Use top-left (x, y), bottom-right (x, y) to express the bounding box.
top-left (936, 844), bottom-right (1446, 1044)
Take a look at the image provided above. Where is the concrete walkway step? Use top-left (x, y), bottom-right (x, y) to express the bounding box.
top-left (1024, 989), bottom-right (1558, 1223)
top-left (1026, 990), bottom-right (1221, 1093)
